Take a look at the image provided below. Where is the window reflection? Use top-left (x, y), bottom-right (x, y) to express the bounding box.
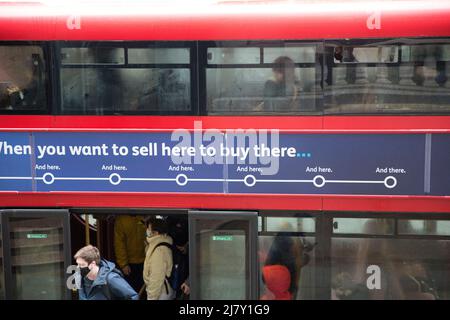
top-left (332, 219), bottom-right (450, 300)
top-left (324, 43), bottom-right (450, 114)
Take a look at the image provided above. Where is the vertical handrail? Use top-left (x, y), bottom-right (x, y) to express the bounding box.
top-left (85, 214), bottom-right (90, 245)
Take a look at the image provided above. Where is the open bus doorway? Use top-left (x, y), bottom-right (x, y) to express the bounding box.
top-left (69, 209), bottom-right (189, 300)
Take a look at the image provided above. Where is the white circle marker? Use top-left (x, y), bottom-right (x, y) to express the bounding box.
top-left (176, 174), bottom-right (188, 186)
top-left (384, 176), bottom-right (397, 189)
top-left (42, 172), bottom-right (55, 185)
top-left (109, 173), bottom-right (121, 185)
top-left (313, 175), bottom-right (326, 188)
top-left (244, 175), bottom-right (257, 187)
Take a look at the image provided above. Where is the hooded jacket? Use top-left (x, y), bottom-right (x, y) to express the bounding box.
top-left (261, 264), bottom-right (293, 300)
top-left (78, 259), bottom-right (139, 300)
top-left (143, 234), bottom-right (173, 299)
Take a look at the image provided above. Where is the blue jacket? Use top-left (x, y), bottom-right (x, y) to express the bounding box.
top-left (78, 259), bottom-right (139, 300)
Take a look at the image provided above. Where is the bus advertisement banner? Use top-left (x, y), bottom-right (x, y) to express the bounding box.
top-left (0, 131), bottom-right (448, 196)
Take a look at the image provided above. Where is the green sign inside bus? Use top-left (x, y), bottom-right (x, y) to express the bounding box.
top-left (212, 235), bottom-right (233, 241)
top-left (27, 234), bottom-right (48, 239)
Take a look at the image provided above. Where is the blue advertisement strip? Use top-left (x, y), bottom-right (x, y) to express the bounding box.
top-left (226, 134), bottom-right (426, 195)
top-left (0, 132), bottom-right (33, 191)
top-left (0, 131), bottom-right (448, 196)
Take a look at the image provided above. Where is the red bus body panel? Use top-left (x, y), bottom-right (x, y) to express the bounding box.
top-left (0, 1), bottom-right (449, 212)
top-left (0, 1), bottom-right (450, 41)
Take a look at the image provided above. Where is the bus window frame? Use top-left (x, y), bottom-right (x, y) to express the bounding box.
top-left (56, 41), bottom-right (199, 116)
top-left (199, 40), bottom-right (324, 116)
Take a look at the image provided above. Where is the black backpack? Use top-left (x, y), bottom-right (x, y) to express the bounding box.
top-left (150, 242), bottom-right (186, 293)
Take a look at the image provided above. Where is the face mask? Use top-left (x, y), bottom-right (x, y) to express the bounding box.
top-left (79, 266), bottom-right (90, 278)
top-left (146, 230), bottom-right (153, 238)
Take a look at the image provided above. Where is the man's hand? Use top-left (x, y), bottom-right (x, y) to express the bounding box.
top-left (6, 85), bottom-right (20, 95)
top-left (122, 265), bottom-right (131, 276)
top-left (181, 282), bottom-right (190, 295)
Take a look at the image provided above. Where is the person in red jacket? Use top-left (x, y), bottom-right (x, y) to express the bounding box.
top-left (260, 265), bottom-right (293, 300)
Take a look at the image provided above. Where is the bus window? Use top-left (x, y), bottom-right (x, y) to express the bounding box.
top-left (206, 43), bottom-right (319, 115)
top-left (331, 218), bottom-right (450, 300)
top-left (60, 45), bottom-right (192, 115)
top-left (324, 41), bottom-right (450, 114)
top-left (0, 45), bottom-right (47, 112)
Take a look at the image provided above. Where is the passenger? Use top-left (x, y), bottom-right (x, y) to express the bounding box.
top-left (264, 56), bottom-right (300, 111)
top-left (113, 214), bottom-right (146, 293)
top-left (264, 223), bottom-right (304, 298)
top-left (0, 52), bottom-right (43, 110)
top-left (74, 245), bottom-right (139, 300)
top-left (171, 225), bottom-right (190, 299)
top-left (398, 260), bottom-right (439, 300)
top-left (143, 217), bottom-right (175, 300)
top-left (331, 272), bottom-right (370, 300)
top-left (260, 265), bottom-right (292, 300)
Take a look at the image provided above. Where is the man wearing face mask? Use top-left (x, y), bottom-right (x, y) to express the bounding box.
top-left (74, 245), bottom-right (139, 300)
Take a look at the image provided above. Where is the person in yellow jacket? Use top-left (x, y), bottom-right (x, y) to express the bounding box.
top-left (114, 215), bottom-right (146, 293)
top-left (143, 217), bottom-right (174, 300)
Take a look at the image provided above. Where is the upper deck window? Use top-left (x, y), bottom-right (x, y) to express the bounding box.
top-left (206, 42), bottom-right (320, 115)
top-left (59, 43), bottom-right (193, 115)
top-left (324, 40), bottom-right (450, 114)
top-left (0, 45), bottom-right (47, 113)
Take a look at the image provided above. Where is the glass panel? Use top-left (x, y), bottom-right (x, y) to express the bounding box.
top-left (194, 218), bottom-right (250, 299)
top-left (334, 46), bottom-right (398, 63)
top-left (207, 67), bottom-right (317, 114)
top-left (0, 46), bottom-right (47, 111)
top-left (331, 237), bottom-right (450, 300)
top-left (265, 217), bottom-right (315, 233)
top-left (61, 47), bottom-right (125, 65)
top-left (399, 220), bottom-right (450, 236)
top-left (264, 46), bottom-right (316, 63)
top-left (259, 235), bottom-right (316, 300)
top-left (128, 48), bottom-right (190, 64)
top-left (324, 42), bottom-right (450, 114)
top-left (8, 216), bottom-right (66, 299)
top-left (333, 218), bottom-right (394, 235)
top-left (61, 68), bottom-right (191, 113)
top-left (401, 44), bottom-right (450, 62)
top-left (207, 47), bottom-right (260, 64)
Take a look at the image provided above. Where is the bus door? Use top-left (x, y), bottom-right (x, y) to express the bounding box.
top-left (188, 210), bottom-right (258, 300)
top-left (0, 209), bottom-right (71, 300)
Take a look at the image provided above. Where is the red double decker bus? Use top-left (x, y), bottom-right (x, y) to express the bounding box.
top-left (0, 0), bottom-right (449, 300)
